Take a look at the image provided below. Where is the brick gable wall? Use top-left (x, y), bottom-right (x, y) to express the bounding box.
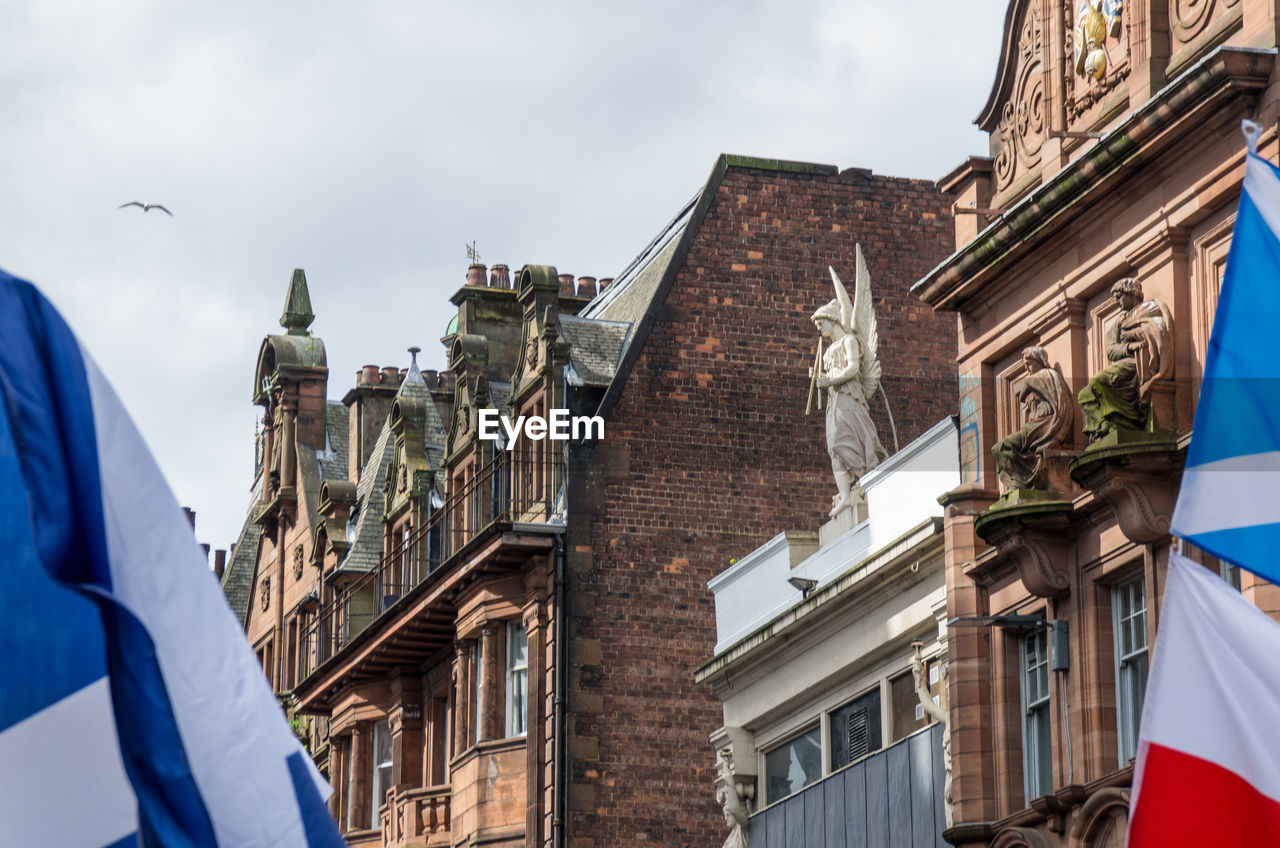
top-left (563, 163), bottom-right (956, 848)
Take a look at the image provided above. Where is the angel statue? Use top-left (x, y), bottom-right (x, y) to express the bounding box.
top-left (810, 245), bottom-right (888, 518)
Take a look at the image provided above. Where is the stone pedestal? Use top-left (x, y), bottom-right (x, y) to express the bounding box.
top-left (820, 500), bottom-right (868, 547)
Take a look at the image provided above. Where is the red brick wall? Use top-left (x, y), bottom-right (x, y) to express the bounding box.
top-left (564, 163), bottom-right (956, 847)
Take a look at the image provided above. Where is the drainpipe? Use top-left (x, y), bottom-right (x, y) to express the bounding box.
top-left (552, 530), bottom-right (567, 848)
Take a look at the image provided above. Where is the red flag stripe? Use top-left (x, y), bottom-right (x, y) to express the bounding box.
top-left (1129, 741), bottom-right (1280, 846)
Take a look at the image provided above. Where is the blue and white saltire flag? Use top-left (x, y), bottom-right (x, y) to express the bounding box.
top-left (0, 270), bottom-right (343, 848)
top-left (1171, 120), bottom-right (1280, 578)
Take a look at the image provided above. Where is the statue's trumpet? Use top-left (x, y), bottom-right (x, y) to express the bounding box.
top-left (805, 340), bottom-right (823, 415)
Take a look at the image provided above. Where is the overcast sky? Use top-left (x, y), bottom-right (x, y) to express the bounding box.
top-left (2, 0), bottom-right (1008, 552)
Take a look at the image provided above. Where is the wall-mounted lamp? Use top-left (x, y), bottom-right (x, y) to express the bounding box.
top-left (787, 576), bottom-right (818, 598)
top-left (946, 613), bottom-right (1045, 631)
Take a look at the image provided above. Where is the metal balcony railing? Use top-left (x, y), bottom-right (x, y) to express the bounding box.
top-left (297, 452), bottom-right (562, 682)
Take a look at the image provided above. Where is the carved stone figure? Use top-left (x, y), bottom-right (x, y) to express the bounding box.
top-left (811, 246), bottom-right (887, 517)
top-left (912, 642), bottom-right (952, 827)
top-left (992, 346), bottom-right (1074, 491)
top-left (1078, 278), bottom-right (1173, 441)
top-left (1074, 0), bottom-right (1123, 81)
top-left (715, 749), bottom-right (751, 848)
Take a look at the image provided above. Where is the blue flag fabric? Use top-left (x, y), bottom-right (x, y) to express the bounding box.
top-left (0, 270), bottom-right (344, 847)
top-left (1171, 123), bottom-right (1280, 578)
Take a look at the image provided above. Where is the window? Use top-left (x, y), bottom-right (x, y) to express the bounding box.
top-left (829, 689), bottom-right (881, 770)
top-left (344, 735), bottom-right (358, 832)
top-left (764, 726), bottom-right (822, 804)
top-left (370, 719), bottom-right (393, 828)
top-left (506, 619), bottom-right (529, 737)
top-left (1114, 574), bottom-right (1149, 764)
top-left (1022, 628), bottom-right (1052, 800)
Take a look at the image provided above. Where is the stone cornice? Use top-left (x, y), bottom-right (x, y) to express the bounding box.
top-left (915, 46), bottom-right (1275, 312)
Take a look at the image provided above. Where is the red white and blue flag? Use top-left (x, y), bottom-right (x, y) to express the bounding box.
top-left (0, 270), bottom-right (343, 847)
top-left (1128, 551), bottom-right (1280, 845)
top-left (1131, 121), bottom-right (1280, 844)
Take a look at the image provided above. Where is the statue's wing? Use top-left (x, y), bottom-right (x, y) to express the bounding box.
top-left (829, 265), bottom-right (853, 332)
top-left (852, 245), bottom-right (881, 397)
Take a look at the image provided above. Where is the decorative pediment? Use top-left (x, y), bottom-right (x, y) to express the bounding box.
top-left (979, 0), bottom-right (1047, 196)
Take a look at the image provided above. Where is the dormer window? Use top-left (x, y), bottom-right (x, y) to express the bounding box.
top-left (346, 506), bottom-right (359, 544)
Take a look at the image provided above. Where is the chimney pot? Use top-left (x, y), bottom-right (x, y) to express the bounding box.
top-left (381, 366), bottom-right (400, 385)
top-left (360, 365), bottom-right (380, 385)
top-left (577, 276), bottom-right (597, 297)
top-left (558, 274), bottom-right (575, 296)
top-left (183, 507), bottom-right (196, 529)
top-left (467, 263), bottom-right (488, 287)
top-left (423, 369), bottom-right (439, 389)
top-left (598, 277), bottom-right (614, 291)
top-left (490, 263), bottom-right (510, 289)
top-left (214, 549), bottom-right (227, 580)
top-left (200, 543), bottom-right (211, 559)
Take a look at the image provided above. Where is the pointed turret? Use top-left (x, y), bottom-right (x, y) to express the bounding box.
top-left (280, 268), bottom-right (315, 335)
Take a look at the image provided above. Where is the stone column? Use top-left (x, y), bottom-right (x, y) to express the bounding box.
top-left (479, 623), bottom-right (500, 741)
top-left (452, 641), bottom-right (469, 755)
top-left (391, 673), bottom-right (425, 791)
top-left (349, 723), bottom-right (367, 831)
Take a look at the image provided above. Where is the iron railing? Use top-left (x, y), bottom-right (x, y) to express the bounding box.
top-left (297, 451), bottom-right (562, 683)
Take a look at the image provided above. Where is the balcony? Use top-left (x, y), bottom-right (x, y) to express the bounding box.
top-left (749, 723), bottom-right (946, 848)
top-left (379, 785), bottom-right (451, 848)
top-left (296, 452), bottom-right (562, 693)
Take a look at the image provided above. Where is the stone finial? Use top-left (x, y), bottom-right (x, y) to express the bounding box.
top-left (280, 268), bottom-right (315, 335)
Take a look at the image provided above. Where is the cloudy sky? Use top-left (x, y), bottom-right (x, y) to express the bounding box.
top-left (2, 0), bottom-right (1008, 551)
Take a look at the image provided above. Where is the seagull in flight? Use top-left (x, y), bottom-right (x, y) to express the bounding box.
top-left (118, 201), bottom-right (173, 216)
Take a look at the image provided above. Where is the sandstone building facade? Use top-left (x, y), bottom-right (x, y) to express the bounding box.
top-left (221, 155), bottom-right (959, 847)
top-left (914, 2), bottom-right (1280, 846)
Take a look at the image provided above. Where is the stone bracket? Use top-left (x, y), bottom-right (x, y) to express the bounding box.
top-left (973, 501), bottom-right (1075, 598)
top-left (1069, 437), bottom-right (1184, 545)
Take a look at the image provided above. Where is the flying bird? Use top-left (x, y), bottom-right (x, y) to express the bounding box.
top-left (118, 201), bottom-right (172, 216)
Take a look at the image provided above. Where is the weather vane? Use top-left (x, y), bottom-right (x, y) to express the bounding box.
top-left (466, 241), bottom-right (481, 263)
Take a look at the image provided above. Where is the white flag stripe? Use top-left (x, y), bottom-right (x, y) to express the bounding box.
top-left (85, 353), bottom-right (328, 846)
top-left (1244, 153), bottom-right (1280, 237)
top-left (1171, 451), bottom-right (1280, 535)
top-left (1139, 553), bottom-right (1280, 804)
top-left (0, 677), bottom-right (137, 847)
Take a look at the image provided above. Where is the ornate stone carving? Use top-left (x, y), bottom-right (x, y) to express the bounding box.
top-left (292, 544), bottom-right (304, 580)
top-left (996, 3), bottom-right (1046, 191)
top-left (260, 576), bottom-right (271, 611)
top-left (1065, 1), bottom-right (1128, 120)
top-left (1079, 278), bottom-right (1173, 441)
top-left (993, 347), bottom-right (1074, 492)
top-left (1172, 0), bottom-right (1241, 45)
top-left (975, 504), bottom-right (1074, 598)
top-left (809, 246), bottom-right (887, 518)
top-left (1072, 787), bottom-right (1130, 848)
top-left (1069, 439), bottom-right (1182, 544)
top-left (714, 748), bottom-right (753, 848)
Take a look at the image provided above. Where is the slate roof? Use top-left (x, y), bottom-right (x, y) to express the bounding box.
top-left (338, 420), bottom-right (394, 576)
top-left (336, 364), bottom-right (447, 576)
top-left (582, 196), bottom-right (694, 332)
top-left (220, 511), bottom-right (263, 626)
top-left (559, 314), bottom-right (631, 387)
top-left (318, 401), bottom-right (350, 483)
